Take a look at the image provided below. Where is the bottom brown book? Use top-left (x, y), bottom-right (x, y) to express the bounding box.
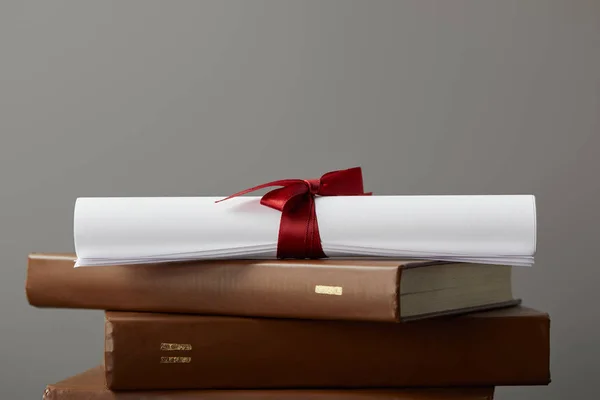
top-left (44, 366), bottom-right (495, 400)
top-left (105, 306), bottom-right (550, 391)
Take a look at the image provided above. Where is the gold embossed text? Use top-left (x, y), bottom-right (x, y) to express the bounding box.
top-left (160, 356), bottom-right (191, 364)
top-left (160, 343), bottom-right (192, 351)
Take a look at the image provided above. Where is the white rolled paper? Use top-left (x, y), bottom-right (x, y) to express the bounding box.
top-left (73, 195), bottom-right (536, 267)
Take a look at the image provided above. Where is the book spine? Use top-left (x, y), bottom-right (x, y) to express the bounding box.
top-left (104, 311), bottom-right (550, 390)
top-left (26, 255), bottom-right (401, 322)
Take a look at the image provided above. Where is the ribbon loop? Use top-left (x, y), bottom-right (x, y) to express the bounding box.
top-left (216, 167), bottom-right (370, 259)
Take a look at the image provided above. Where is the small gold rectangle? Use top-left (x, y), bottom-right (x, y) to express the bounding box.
top-left (160, 343), bottom-right (192, 351)
top-left (315, 285), bottom-right (343, 296)
top-left (160, 356), bottom-right (191, 364)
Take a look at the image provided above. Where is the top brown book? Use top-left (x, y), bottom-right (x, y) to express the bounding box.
top-left (26, 253), bottom-right (519, 322)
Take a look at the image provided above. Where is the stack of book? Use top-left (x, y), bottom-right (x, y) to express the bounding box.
top-left (26, 169), bottom-right (550, 399)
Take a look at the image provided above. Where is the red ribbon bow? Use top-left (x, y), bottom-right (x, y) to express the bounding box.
top-left (216, 167), bottom-right (371, 259)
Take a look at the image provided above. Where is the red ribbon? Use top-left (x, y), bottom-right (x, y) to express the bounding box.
top-left (216, 167), bottom-right (371, 259)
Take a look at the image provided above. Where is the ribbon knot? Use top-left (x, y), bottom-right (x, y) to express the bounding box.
top-left (216, 167), bottom-right (370, 259)
top-left (304, 179), bottom-right (320, 195)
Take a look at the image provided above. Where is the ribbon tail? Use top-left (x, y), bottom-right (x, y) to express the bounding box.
top-left (276, 194), bottom-right (325, 259)
top-left (215, 179), bottom-right (301, 203)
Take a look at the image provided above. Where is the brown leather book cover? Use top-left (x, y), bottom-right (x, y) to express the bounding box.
top-left (44, 366), bottom-right (495, 400)
top-left (26, 253), bottom-right (518, 323)
top-left (104, 306), bottom-right (550, 391)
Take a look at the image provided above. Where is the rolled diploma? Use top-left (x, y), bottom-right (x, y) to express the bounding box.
top-left (73, 195), bottom-right (536, 267)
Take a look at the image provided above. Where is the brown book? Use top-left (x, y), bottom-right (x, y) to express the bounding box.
top-left (27, 253), bottom-right (519, 322)
top-left (104, 306), bottom-right (550, 391)
top-left (44, 366), bottom-right (496, 400)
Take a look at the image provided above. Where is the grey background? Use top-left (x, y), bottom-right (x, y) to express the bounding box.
top-left (1, 1), bottom-right (598, 398)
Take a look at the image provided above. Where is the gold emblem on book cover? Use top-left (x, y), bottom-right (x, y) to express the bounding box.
top-left (315, 285), bottom-right (343, 295)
